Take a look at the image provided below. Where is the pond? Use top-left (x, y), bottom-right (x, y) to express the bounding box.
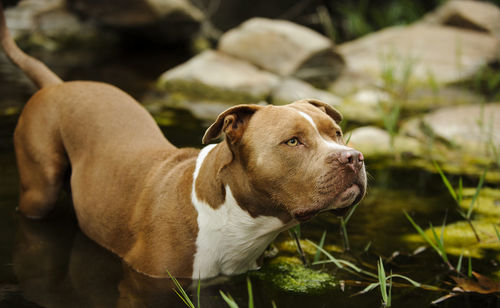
top-left (0, 49), bottom-right (499, 308)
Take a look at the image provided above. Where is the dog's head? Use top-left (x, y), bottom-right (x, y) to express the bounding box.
top-left (202, 99), bottom-right (367, 223)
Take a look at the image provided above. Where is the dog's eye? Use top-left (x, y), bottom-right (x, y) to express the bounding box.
top-left (336, 131), bottom-right (342, 138)
top-left (285, 137), bottom-right (300, 147)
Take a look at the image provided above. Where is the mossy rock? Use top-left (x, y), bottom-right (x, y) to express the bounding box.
top-left (252, 256), bottom-right (337, 294)
top-left (459, 188), bottom-right (500, 219)
top-left (275, 239), bottom-right (343, 257)
top-left (404, 220), bottom-right (500, 259)
top-left (157, 79), bottom-right (265, 104)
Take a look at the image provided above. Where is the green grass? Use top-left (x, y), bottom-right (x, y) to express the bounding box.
top-left (340, 201), bottom-right (361, 251)
top-left (357, 257), bottom-right (425, 307)
top-left (433, 161), bottom-right (486, 242)
top-left (289, 224), bottom-right (308, 266)
top-left (220, 277), bottom-right (256, 308)
top-left (403, 211), bottom-right (452, 269)
top-left (313, 230), bottom-right (327, 263)
top-left (167, 270), bottom-right (200, 308)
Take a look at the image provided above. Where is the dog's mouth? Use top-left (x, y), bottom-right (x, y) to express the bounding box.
top-left (293, 184), bottom-right (364, 222)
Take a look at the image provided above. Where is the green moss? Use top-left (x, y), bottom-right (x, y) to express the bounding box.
top-left (275, 240), bottom-right (343, 257)
top-left (252, 256), bottom-right (337, 294)
top-left (404, 220), bottom-right (500, 260)
top-left (157, 79), bottom-right (265, 104)
top-left (459, 188), bottom-right (500, 219)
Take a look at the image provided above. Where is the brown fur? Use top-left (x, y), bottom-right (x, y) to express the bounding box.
top-left (2, 3), bottom-right (366, 278)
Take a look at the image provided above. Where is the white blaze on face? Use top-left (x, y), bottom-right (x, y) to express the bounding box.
top-left (190, 144), bottom-right (287, 279)
top-left (297, 111), bottom-right (352, 151)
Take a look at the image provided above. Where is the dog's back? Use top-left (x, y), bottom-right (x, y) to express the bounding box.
top-left (1, 3), bottom-right (200, 277)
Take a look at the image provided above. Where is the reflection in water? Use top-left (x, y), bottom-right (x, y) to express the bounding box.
top-left (13, 206), bottom-right (178, 307)
top-left (12, 202), bottom-right (236, 308)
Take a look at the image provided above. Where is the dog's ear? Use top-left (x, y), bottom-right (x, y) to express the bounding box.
top-left (301, 98), bottom-right (343, 123)
top-left (202, 105), bottom-right (262, 144)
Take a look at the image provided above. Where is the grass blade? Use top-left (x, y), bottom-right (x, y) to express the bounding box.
top-left (344, 201), bottom-right (361, 225)
top-left (307, 240), bottom-right (343, 268)
top-left (388, 273), bottom-right (393, 307)
top-left (364, 241), bottom-right (372, 253)
top-left (466, 169), bottom-right (487, 219)
top-left (386, 274), bottom-right (421, 287)
top-left (219, 291), bottom-right (239, 308)
top-left (429, 222), bottom-right (448, 264)
top-left (308, 240), bottom-right (378, 278)
top-left (345, 132), bottom-right (352, 144)
top-left (247, 277), bottom-right (254, 308)
top-left (196, 278), bottom-right (201, 308)
top-left (167, 270), bottom-right (195, 308)
top-left (403, 211), bottom-right (439, 252)
top-left (468, 257), bottom-right (472, 278)
top-left (378, 258), bottom-right (388, 305)
top-left (341, 218), bottom-right (350, 251)
top-left (458, 177), bottom-right (463, 205)
top-left (494, 225), bottom-right (500, 241)
top-left (358, 282), bottom-right (380, 295)
top-left (313, 231), bottom-right (327, 263)
top-left (456, 253), bottom-right (464, 273)
top-left (433, 161), bottom-right (457, 201)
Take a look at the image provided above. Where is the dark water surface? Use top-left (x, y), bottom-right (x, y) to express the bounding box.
top-left (1, 50), bottom-right (499, 308)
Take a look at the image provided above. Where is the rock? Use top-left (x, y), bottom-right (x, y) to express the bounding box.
top-left (348, 126), bottom-right (421, 159)
top-left (404, 219), bottom-right (500, 260)
top-left (218, 17), bottom-right (344, 87)
top-left (271, 78), bottom-right (341, 106)
top-left (421, 103), bottom-right (500, 155)
top-left (5, 0), bottom-right (104, 46)
top-left (148, 96), bottom-right (258, 125)
top-left (70, 0), bottom-right (203, 42)
top-left (157, 50), bottom-right (280, 103)
top-left (337, 89), bottom-right (390, 125)
top-left (399, 103), bottom-right (500, 182)
top-left (405, 86), bottom-right (485, 112)
top-left (338, 24), bottom-right (499, 85)
top-left (328, 68), bottom-right (379, 97)
top-left (251, 256), bottom-right (337, 294)
top-left (459, 188), bottom-right (500, 219)
top-left (421, 0), bottom-right (500, 39)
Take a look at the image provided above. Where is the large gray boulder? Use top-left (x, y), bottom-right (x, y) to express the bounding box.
top-left (218, 17), bottom-right (344, 87)
top-left (420, 103), bottom-right (500, 154)
top-left (398, 103), bottom-right (500, 182)
top-left (348, 126), bottom-right (421, 159)
top-left (338, 23), bottom-right (499, 85)
top-left (421, 0), bottom-right (500, 39)
top-left (157, 50), bottom-right (280, 103)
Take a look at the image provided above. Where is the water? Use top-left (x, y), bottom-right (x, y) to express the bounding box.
top-left (1, 49), bottom-right (499, 308)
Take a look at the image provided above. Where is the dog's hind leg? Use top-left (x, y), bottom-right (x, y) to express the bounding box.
top-left (14, 111), bottom-right (68, 219)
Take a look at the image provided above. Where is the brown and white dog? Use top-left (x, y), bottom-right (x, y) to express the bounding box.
top-left (1, 4), bottom-right (366, 279)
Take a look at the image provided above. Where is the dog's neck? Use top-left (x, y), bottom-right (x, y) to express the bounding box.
top-left (190, 144), bottom-right (292, 279)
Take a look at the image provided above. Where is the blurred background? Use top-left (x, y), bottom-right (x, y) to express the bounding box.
top-left (1, 0), bottom-right (500, 307)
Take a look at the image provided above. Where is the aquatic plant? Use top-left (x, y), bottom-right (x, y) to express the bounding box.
top-left (288, 224), bottom-right (308, 266)
top-left (167, 270), bottom-right (269, 308)
top-left (404, 211), bottom-right (453, 269)
top-left (167, 270), bottom-right (201, 308)
top-left (433, 161), bottom-right (486, 242)
top-left (252, 256), bottom-right (337, 294)
top-left (220, 277), bottom-right (256, 308)
top-left (339, 201), bottom-right (361, 251)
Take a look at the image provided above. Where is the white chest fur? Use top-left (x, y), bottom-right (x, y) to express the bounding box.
top-left (191, 145), bottom-right (286, 279)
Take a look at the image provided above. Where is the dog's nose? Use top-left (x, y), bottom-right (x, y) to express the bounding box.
top-left (339, 150), bottom-right (364, 169)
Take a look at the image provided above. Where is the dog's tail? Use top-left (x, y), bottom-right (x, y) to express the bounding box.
top-left (0, 2), bottom-right (62, 88)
